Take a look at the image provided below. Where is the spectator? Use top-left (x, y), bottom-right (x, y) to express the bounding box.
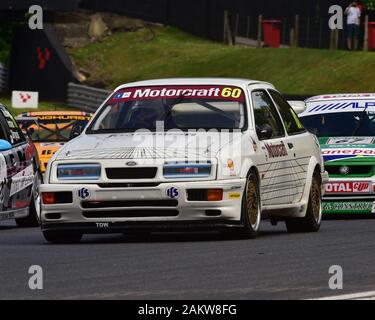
top-left (345, 2), bottom-right (361, 50)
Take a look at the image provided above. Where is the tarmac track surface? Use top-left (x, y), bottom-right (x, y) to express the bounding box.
top-left (0, 218), bottom-right (374, 300)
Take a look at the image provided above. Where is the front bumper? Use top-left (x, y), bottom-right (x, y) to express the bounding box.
top-left (40, 179), bottom-right (246, 233)
top-left (323, 177), bottom-right (375, 214)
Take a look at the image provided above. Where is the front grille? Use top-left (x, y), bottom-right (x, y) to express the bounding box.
top-left (81, 200), bottom-right (178, 209)
top-left (105, 167), bottom-right (157, 179)
top-left (325, 165), bottom-right (373, 175)
top-left (82, 209), bottom-right (179, 218)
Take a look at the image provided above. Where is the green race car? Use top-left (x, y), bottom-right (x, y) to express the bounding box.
top-left (298, 94), bottom-right (375, 215)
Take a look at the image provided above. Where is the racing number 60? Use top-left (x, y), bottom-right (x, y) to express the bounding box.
top-left (222, 87), bottom-right (241, 99)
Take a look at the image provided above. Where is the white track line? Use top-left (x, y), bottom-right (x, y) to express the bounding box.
top-left (313, 290), bottom-right (375, 300)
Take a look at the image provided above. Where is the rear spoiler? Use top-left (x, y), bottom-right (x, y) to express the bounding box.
top-left (287, 101), bottom-right (307, 114)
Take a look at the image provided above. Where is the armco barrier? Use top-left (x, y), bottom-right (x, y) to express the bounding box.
top-left (0, 63), bottom-right (8, 92)
top-left (67, 82), bottom-right (111, 112)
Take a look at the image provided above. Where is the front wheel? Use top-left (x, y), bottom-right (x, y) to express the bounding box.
top-left (240, 171), bottom-right (261, 239)
top-left (286, 171), bottom-right (322, 233)
top-left (16, 171), bottom-right (42, 228)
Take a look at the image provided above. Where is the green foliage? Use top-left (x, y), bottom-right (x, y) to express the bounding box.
top-left (70, 26), bottom-right (375, 95)
top-left (0, 23), bottom-right (14, 65)
top-left (364, 0), bottom-right (375, 11)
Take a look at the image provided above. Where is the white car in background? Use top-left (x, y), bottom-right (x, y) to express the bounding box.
top-left (298, 93), bottom-right (375, 215)
top-left (40, 78), bottom-right (328, 243)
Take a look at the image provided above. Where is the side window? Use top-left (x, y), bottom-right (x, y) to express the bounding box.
top-left (269, 90), bottom-right (305, 135)
top-left (0, 112), bottom-right (10, 142)
top-left (252, 90), bottom-right (285, 139)
top-left (0, 108), bottom-right (25, 145)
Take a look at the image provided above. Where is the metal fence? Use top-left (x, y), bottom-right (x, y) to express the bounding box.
top-left (0, 63), bottom-right (8, 92)
top-left (79, 0), bottom-right (375, 50)
top-left (67, 82), bottom-right (111, 113)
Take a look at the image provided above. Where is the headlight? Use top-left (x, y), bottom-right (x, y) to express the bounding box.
top-left (163, 161), bottom-right (211, 178)
top-left (57, 164), bottom-right (101, 180)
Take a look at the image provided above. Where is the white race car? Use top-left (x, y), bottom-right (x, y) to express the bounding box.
top-left (40, 78), bottom-right (328, 243)
top-left (298, 93), bottom-right (375, 215)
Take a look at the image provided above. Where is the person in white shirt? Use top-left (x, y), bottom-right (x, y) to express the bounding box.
top-left (345, 2), bottom-right (361, 50)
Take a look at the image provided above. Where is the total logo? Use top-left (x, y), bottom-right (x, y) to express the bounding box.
top-left (166, 187), bottom-right (179, 199)
top-left (78, 187), bottom-right (90, 199)
top-left (325, 182), bottom-right (370, 194)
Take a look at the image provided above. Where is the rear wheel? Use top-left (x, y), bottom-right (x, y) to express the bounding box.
top-left (16, 171), bottom-right (42, 228)
top-left (43, 231), bottom-right (83, 244)
top-left (240, 171), bottom-right (261, 239)
top-left (286, 171), bottom-right (322, 233)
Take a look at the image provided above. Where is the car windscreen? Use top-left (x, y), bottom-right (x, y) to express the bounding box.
top-left (18, 115), bottom-right (91, 142)
top-left (87, 85), bottom-right (246, 133)
top-left (300, 111), bottom-right (375, 137)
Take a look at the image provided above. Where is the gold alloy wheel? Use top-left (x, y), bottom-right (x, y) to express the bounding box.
top-left (311, 176), bottom-right (321, 222)
top-left (246, 177), bottom-right (259, 227)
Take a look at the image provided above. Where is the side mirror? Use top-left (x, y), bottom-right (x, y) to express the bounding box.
top-left (0, 139), bottom-right (12, 151)
top-left (257, 124), bottom-right (273, 140)
top-left (287, 101), bottom-right (307, 114)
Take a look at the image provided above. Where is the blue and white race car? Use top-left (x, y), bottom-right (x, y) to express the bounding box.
top-left (0, 103), bottom-right (42, 227)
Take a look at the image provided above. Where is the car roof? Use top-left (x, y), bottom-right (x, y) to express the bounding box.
top-left (306, 93), bottom-right (375, 103)
top-left (113, 78), bottom-right (274, 91)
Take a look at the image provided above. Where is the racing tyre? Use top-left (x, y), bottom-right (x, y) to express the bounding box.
top-left (15, 171), bottom-right (42, 228)
top-left (43, 231), bottom-right (83, 244)
top-left (240, 171), bottom-right (261, 239)
top-left (285, 171), bottom-right (322, 233)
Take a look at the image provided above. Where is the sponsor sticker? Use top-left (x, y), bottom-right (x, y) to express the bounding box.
top-left (323, 201), bottom-right (373, 213)
top-left (35, 115), bottom-right (91, 121)
top-left (326, 137), bottom-right (375, 145)
top-left (229, 192), bottom-right (241, 200)
top-left (325, 182), bottom-right (370, 194)
top-left (9, 164), bottom-right (34, 197)
top-left (0, 154), bottom-right (8, 209)
top-left (0, 154), bottom-right (6, 182)
top-left (109, 85), bottom-right (245, 103)
top-left (322, 148), bottom-right (375, 162)
top-left (306, 100), bottom-right (375, 114)
top-left (166, 187), bottom-right (179, 199)
top-left (265, 142), bottom-right (288, 158)
top-left (322, 148), bottom-right (375, 156)
top-left (78, 187), bottom-right (90, 200)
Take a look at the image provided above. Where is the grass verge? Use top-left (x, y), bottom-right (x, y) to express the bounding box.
top-left (70, 26), bottom-right (375, 95)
